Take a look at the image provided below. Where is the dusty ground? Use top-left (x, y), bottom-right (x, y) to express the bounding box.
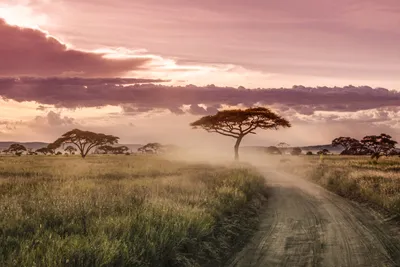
top-left (228, 170), bottom-right (400, 267)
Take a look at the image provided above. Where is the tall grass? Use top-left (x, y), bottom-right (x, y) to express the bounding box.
top-left (281, 155), bottom-right (400, 216)
top-left (0, 155), bottom-right (267, 267)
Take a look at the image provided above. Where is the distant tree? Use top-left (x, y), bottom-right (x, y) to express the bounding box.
top-left (190, 107), bottom-right (291, 160)
top-left (48, 129), bottom-right (119, 158)
top-left (265, 146), bottom-right (282, 155)
top-left (5, 144), bottom-right (27, 156)
top-left (36, 147), bottom-right (54, 155)
top-left (138, 143), bottom-right (164, 154)
top-left (277, 142), bottom-right (290, 154)
top-left (64, 145), bottom-right (77, 155)
top-left (97, 145), bottom-right (114, 154)
top-left (112, 146), bottom-right (129, 155)
top-left (27, 148), bottom-right (37, 155)
top-left (306, 151), bottom-right (313, 155)
top-left (56, 151), bottom-right (63, 155)
top-left (360, 134), bottom-right (398, 160)
top-left (332, 137), bottom-right (360, 154)
top-left (291, 147), bottom-right (302, 156)
top-left (317, 149), bottom-right (330, 155)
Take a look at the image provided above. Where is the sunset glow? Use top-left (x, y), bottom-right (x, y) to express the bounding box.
top-left (0, 0), bottom-right (399, 146)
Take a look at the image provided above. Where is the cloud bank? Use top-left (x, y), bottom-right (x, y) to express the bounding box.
top-left (0, 78), bottom-right (399, 115)
top-left (0, 19), bottom-right (151, 77)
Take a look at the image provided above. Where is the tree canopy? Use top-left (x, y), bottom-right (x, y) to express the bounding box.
top-left (64, 145), bottom-right (77, 155)
top-left (36, 147), bottom-right (52, 155)
top-left (98, 145), bottom-right (129, 155)
top-left (360, 134), bottom-right (397, 160)
top-left (190, 107), bottom-right (291, 160)
top-left (49, 129), bottom-right (119, 158)
top-left (138, 143), bottom-right (164, 154)
top-left (317, 149), bottom-right (330, 155)
top-left (5, 144), bottom-right (26, 156)
top-left (291, 147), bottom-right (302, 156)
top-left (265, 146), bottom-right (282, 155)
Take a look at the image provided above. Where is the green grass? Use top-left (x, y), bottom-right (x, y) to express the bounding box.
top-left (280, 155), bottom-right (400, 216)
top-left (0, 155), bottom-right (267, 267)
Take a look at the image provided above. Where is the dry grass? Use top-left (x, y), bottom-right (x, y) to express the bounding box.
top-left (280, 155), bottom-right (400, 216)
top-left (0, 155), bottom-right (267, 267)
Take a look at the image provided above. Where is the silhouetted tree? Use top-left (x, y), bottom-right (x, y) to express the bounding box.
top-left (49, 129), bottom-right (119, 158)
top-left (317, 149), bottom-right (330, 155)
top-left (27, 148), bottom-right (37, 155)
top-left (36, 147), bottom-right (54, 155)
top-left (112, 146), bottom-right (129, 155)
top-left (361, 134), bottom-right (398, 160)
top-left (332, 137), bottom-right (359, 154)
top-left (138, 143), bottom-right (164, 154)
top-left (5, 144), bottom-right (26, 156)
top-left (265, 146), bottom-right (282, 155)
top-left (277, 142), bottom-right (290, 154)
top-left (65, 145), bottom-right (77, 155)
top-left (56, 151), bottom-right (63, 155)
top-left (306, 151), bottom-right (313, 155)
top-left (190, 107), bottom-right (291, 160)
top-left (291, 147), bottom-right (302, 156)
top-left (97, 145), bottom-right (112, 154)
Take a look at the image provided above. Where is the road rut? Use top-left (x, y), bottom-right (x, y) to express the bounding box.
top-left (228, 171), bottom-right (400, 267)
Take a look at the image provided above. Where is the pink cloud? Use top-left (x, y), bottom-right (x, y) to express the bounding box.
top-left (0, 19), bottom-right (151, 77)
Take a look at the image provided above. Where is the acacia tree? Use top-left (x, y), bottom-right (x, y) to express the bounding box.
top-left (49, 129), bottom-right (119, 158)
top-left (98, 145), bottom-right (129, 154)
top-left (190, 107), bottom-right (291, 160)
top-left (5, 144), bottom-right (27, 156)
top-left (291, 147), bottom-right (302, 156)
top-left (361, 134), bottom-right (398, 160)
top-left (317, 149), bottom-right (330, 155)
top-left (331, 137), bottom-right (369, 155)
top-left (36, 147), bottom-right (53, 155)
top-left (65, 145), bottom-right (77, 155)
top-left (266, 146), bottom-right (282, 155)
top-left (138, 143), bottom-right (164, 154)
top-left (277, 142), bottom-right (290, 154)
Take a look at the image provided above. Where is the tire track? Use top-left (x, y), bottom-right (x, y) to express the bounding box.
top-left (227, 171), bottom-right (400, 267)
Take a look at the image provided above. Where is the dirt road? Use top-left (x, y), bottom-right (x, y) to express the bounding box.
top-left (228, 171), bottom-right (400, 267)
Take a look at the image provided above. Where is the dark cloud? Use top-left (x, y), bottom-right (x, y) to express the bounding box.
top-left (0, 19), bottom-right (151, 77)
top-left (0, 77), bottom-right (400, 115)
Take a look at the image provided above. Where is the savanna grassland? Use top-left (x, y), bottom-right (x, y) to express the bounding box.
top-left (0, 155), bottom-right (267, 267)
top-left (280, 155), bottom-right (400, 217)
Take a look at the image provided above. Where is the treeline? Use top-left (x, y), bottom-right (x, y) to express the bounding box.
top-left (0, 129), bottom-right (175, 158)
top-left (332, 133), bottom-right (399, 159)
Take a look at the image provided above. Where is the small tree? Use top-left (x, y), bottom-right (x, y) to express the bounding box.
top-left (97, 145), bottom-right (114, 154)
top-left (306, 151), bottom-right (313, 155)
top-left (265, 146), bottom-right (282, 155)
top-left (277, 142), bottom-right (290, 154)
top-left (138, 143), bottom-right (164, 154)
top-left (317, 149), bottom-right (330, 155)
top-left (65, 145), bottom-right (77, 155)
top-left (190, 107), bottom-right (291, 160)
top-left (291, 147), bottom-right (302, 156)
top-left (49, 129), bottom-right (119, 158)
top-left (5, 144), bottom-right (27, 156)
top-left (36, 147), bottom-right (54, 155)
top-left (112, 146), bottom-right (129, 155)
top-left (361, 134), bottom-right (398, 160)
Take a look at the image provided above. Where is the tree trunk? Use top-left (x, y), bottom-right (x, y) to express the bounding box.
top-left (234, 136), bottom-right (243, 161)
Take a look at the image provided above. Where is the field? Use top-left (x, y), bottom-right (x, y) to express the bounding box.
top-left (280, 155), bottom-right (400, 217)
top-left (0, 155), bottom-right (267, 267)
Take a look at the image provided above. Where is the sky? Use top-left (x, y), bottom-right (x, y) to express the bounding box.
top-left (0, 0), bottom-right (399, 148)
